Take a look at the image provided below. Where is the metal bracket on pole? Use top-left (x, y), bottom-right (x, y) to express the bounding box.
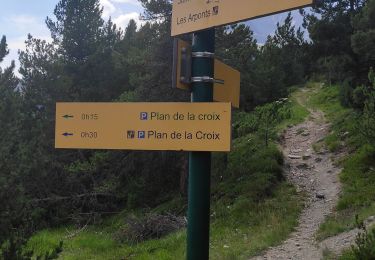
top-left (180, 46), bottom-right (192, 84)
top-left (173, 39), bottom-right (220, 88)
top-left (191, 76), bottom-right (224, 85)
top-left (191, 52), bottom-right (215, 59)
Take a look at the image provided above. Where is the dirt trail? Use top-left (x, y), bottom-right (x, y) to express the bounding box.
top-left (250, 88), bottom-right (375, 259)
top-left (251, 91), bottom-right (345, 260)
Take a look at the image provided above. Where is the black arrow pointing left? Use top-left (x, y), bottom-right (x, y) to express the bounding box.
top-left (62, 115), bottom-right (74, 119)
top-left (62, 132), bottom-right (74, 137)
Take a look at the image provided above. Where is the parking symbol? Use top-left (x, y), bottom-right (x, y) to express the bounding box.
top-left (127, 130), bottom-right (135, 139)
top-left (138, 131), bottom-right (146, 139)
top-left (140, 112), bottom-right (148, 120)
top-left (213, 6), bottom-right (219, 15)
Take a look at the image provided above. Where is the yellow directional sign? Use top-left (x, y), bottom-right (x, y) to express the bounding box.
top-left (214, 59), bottom-right (240, 108)
top-left (173, 39), bottom-right (240, 108)
top-left (171, 0), bottom-right (314, 36)
top-left (173, 39), bottom-right (191, 90)
top-left (55, 102), bottom-right (232, 152)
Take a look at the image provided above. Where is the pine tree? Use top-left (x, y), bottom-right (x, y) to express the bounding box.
top-left (46, 0), bottom-right (104, 62)
top-left (302, 0), bottom-right (367, 84)
top-left (352, 0), bottom-right (375, 80)
top-left (0, 35), bottom-right (24, 246)
top-left (216, 24), bottom-right (259, 110)
top-left (0, 36), bottom-right (9, 63)
top-left (45, 0), bottom-right (123, 101)
top-left (273, 12), bottom-right (306, 87)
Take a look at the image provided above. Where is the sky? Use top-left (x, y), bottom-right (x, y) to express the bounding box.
top-left (0, 0), bottom-right (307, 73)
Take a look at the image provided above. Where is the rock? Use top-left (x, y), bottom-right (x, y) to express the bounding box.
top-left (297, 163), bottom-right (309, 169)
top-left (316, 193), bottom-right (325, 200)
top-left (315, 158), bottom-right (322, 163)
top-left (301, 132), bottom-right (310, 137)
top-left (302, 154), bottom-right (312, 160)
top-left (342, 131), bottom-right (350, 137)
top-left (288, 154), bottom-right (302, 159)
top-left (296, 127), bottom-right (307, 135)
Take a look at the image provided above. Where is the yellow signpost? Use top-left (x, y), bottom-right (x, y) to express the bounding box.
top-left (173, 39), bottom-right (241, 108)
top-left (171, 0), bottom-right (314, 36)
top-left (55, 102), bottom-right (231, 152)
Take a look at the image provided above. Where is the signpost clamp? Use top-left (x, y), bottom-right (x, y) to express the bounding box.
top-left (191, 51), bottom-right (215, 59)
top-left (191, 76), bottom-right (224, 85)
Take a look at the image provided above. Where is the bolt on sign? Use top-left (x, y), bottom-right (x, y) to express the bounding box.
top-left (55, 102), bottom-right (231, 152)
top-left (171, 0), bottom-right (314, 36)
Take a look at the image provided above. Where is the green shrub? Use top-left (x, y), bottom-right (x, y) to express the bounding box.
top-left (352, 85), bottom-right (367, 110)
top-left (1, 237), bottom-right (33, 260)
top-left (233, 100), bottom-right (292, 142)
top-left (357, 69), bottom-right (375, 147)
top-left (339, 80), bottom-right (354, 107)
top-left (232, 112), bottom-right (258, 138)
top-left (351, 216), bottom-right (375, 259)
top-left (1, 237), bottom-right (62, 260)
top-left (337, 145), bottom-right (375, 211)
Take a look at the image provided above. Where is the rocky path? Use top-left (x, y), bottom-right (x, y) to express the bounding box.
top-left (252, 101), bottom-right (343, 259)
top-left (250, 89), bottom-right (375, 260)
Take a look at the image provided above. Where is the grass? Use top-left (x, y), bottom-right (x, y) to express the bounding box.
top-left (27, 184), bottom-right (302, 260)
top-left (321, 248), bottom-right (356, 260)
top-left (338, 225), bottom-right (375, 259)
top-left (27, 226), bottom-right (187, 259)
top-left (209, 183), bottom-right (302, 259)
top-left (26, 139), bottom-right (304, 259)
top-left (277, 89), bottom-right (310, 130)
top-left (26, 89), bottom-right (310, 260)
top-left (322, 248), bottom-right (339, 260)
top-left (307, 83), bottom-right (361, 153)
top-left (305, 84), bottom-right (375, 244)
top-left (339, 250), bottom-right (356, 260)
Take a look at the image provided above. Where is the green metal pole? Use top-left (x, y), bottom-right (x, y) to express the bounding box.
top-left (187, 28), bottom-right (215, 260)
